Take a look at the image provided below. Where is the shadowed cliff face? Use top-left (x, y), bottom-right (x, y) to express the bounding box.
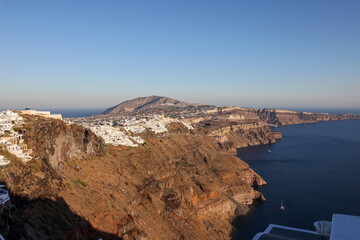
top-left (0, 192), bottom-right (122, 240)
top-left (0, 115), bottom-right (268, 240)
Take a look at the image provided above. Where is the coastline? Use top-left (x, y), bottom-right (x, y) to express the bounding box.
top-left (1, 107), bottom-right (359, 239)
top-left (231, 119), bottom-right (360, 239)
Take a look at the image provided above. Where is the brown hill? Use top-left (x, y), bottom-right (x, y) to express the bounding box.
top-left (104, 95), bottom-right (196, 114)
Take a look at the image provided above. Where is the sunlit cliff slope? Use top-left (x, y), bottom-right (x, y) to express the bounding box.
top-left (1, 114), bottom-right (266, 240)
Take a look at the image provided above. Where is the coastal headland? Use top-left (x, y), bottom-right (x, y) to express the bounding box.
top-left (1, 96), bottom-right (359, 239)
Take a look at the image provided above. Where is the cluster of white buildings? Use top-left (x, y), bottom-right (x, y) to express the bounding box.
top-left (66, 114), bottom-right (193, 147)
top-left (0, 110), bottom-right (24, 134)
top-left (0, 110), bottom-right (33, 165)
top-left (123, 115), bottom-right (177, 134)
top-left (124, 115), bottom-right (193, 133)
top-left (88, 125), bottom-right (144, 147)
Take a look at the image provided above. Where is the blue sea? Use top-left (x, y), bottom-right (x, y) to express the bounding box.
top-left (232, 119), bottom-right (360, 239)
top-left (46, 109), bottom-right (105, 118)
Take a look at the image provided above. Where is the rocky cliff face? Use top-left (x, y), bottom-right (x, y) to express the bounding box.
top-left (0, 115), bottom-right (107, 239)
top-left (253, 108), bottom-right (360, 126)
top-left (206, 106), bottom-right (360, 126)
top-left (196, 106), bottom-right (360, 151)
top-left (204, 121), bottom-right (281, 152)
top-left (2, 114), bottom-right (103, 199)
top-left (186, 111), bottom-right (282, 153)
top-left (22, 115), bottom-right (105, 169)
top-left (0, 116), bottom-right (266, 240)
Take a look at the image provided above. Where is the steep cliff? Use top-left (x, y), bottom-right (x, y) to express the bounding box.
top-left (204, 106), bottom-right (360, 127)
top-left (186, 111), bottom-right (282, 153)
top-left (202, 120), bottom-right (281, 152)
top-left (0, 115), bottom-right (266, 240)
top-left (253, 109), bottom-right (360, 126)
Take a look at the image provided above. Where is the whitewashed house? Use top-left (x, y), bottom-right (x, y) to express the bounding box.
top-left (0, 155), bottom-right (10, 166)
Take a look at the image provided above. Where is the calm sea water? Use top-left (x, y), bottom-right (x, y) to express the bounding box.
top-left (232, 119), bottom-right (360, 240)
top-left (47, 109), bottom-right (105, 118)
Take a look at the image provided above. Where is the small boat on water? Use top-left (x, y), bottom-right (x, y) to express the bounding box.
top-left (267, 149), bottom-right (272, 153)
top-left (280, 200), bottom-right (285, 211)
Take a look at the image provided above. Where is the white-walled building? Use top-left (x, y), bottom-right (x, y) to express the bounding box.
top-left (0, 155), bottom-right (10, 166)
top-left (0, 110), bottom-right (33, 163)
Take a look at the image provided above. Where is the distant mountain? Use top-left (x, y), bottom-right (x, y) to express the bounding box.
top-left (103, 95), bottom-right (196, 114)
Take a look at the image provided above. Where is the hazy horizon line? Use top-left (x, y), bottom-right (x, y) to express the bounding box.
top-left (2, 106), bottom-right (360, 112)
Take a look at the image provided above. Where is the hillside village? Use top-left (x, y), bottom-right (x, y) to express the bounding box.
top-left (1, 107), bottom-right (195, 164)
top-left (0, 110), bottom-right (32, 166)
top-left (66, 114), bottom-right (193, 147)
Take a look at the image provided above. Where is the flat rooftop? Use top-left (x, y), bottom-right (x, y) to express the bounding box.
top-left (254, 225), bottom-right (328, 240)
top-left (253, 214), bottom-right (360, 240)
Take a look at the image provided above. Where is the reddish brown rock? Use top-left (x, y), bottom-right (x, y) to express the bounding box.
top-left (1, 116), bottom-right (267, 240)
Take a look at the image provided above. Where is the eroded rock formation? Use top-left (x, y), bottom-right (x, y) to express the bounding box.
top-left (252, 108), bottom-right (360, 126)
top-left (186, 110), bottom-right (282, 153)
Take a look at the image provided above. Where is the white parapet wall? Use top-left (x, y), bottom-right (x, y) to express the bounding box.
top-left (20, 109), bottom-right (63, 120)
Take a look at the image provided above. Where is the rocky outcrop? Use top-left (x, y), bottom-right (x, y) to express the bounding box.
top-left (253, 109), bottom-right (360, 126)
top-left (204, 106), bottom-right (360, 126)
top-left (1, 115), bottom-right (105, 197)
top-left (192, 107), bottom-right (358, 151)
top-left (21, 114), bottom-right (105, 169)
top-left (194, 118), bottom-right (282, 153)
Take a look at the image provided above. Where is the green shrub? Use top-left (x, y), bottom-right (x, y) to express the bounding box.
top-left (72, 179), bottom-right (88, 187)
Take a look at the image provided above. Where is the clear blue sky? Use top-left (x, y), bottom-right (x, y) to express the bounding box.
top-left (1, 0), bottom-right (359, 109)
